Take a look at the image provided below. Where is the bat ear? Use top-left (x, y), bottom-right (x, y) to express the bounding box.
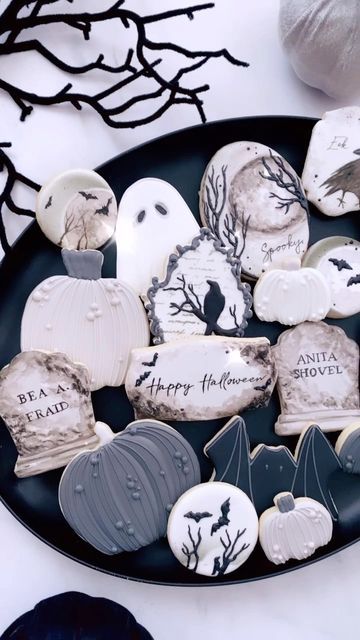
top-left (353, 148), bottom-right (360, 155)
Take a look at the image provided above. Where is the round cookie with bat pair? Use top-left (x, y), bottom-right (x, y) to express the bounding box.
top-left (167, 482), bottom-right (258, 577)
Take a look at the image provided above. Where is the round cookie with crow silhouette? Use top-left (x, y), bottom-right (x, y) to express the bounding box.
top-left (167, 482), bottom-right (258, 577)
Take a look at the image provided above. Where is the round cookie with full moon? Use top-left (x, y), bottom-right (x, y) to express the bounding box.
top-left (36, 169), bottom-right (117, 250)
top-left (167, 482), bottom-right (258, 577)
top-left (302, 236), bottom-right (360, 318)
top-left (199, 141), bottom-right (309, 279)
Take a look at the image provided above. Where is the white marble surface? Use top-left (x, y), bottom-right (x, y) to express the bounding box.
top-left (0, 0), bottom-right (359, 637)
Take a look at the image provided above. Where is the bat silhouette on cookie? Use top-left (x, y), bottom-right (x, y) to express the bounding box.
top-left (347, 273), bottom-right (360, 287)
top-left (328, 258), bottom-right (353, 271)
top-left (142, 353), bottom-right (158, 367)
top-left (95, 197), bottom-right (113, 215)
top-left (254, 378), bottom-right (272, 392)
top-left (184, 511), bottom-right (213, 523)
top-left (79, 191), bottom-right (98, 201)
top-left (210, 497), bottom-right (230, 535)
top-left (45, 196), bottom-right (52, 209)
top-left (135, 371), bottom-right (151, 387)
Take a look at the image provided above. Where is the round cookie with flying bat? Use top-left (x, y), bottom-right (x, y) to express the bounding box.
top-left (167, 482), bottom-right (258, 577)
top-left (302, 236), bottom-right (360, 318)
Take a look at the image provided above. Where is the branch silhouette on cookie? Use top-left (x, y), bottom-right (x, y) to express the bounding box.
top-left (259, 150), bottom-right (308, 213)
top-left (164, 275), bottom-right (241, 336)
top-left (212, 528), bottom-right (249, 576)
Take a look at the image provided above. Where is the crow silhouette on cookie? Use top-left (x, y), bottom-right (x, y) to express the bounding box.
top-left (321, 148), bottom-right (360, 206)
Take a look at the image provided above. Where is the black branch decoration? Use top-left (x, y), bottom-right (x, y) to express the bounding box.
top-left (212, 528), bottom-right (249, 576)
top-left (0, 1), bottom-right (249, 128)
top-left (0, 142), bottom-right (40, 253)
top-left (0, 1), bottom-right (249, 255)
top-left (182, 524), bottom-right (202, 572)
top-left (259, 150), bottom-right (308, 214)
top-left (203, 164), bottom-right (250, 263)
top-left (163, 274), bottom-right (242, 336)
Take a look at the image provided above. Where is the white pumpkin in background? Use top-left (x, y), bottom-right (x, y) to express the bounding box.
top-left (253, 257), bottom-right (331, 325)
top-left (259, 492), bottom-right (333, 565)
top-left (21, 249), bottom-right (150, 391)
top-left (279, 0), bottom-right (360, 99)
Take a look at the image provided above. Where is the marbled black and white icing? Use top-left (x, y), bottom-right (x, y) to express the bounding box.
top-left (58, 420), bottom-right (200, 555)
top-left (259, 492), bottom-right (333, 565)
top-left (167, 482), bottom-right (258, 576)
top-left (253, 257), bottom-right (331, 325)
top-left (146, 228), bottom-right (252, 343)
top-left (36, 169), bottom-right (117, 249)
top-left (302, 106), bottom-right (360, 217)
top-left (302, 236), bottom-right (360, 318)
top-left (116, 178), bottom-right (199, 296)
top-left (272, 322), bottom-right (360, 435)
top-left (0, 350), bottom-right (97, 477)
top-left (21, 249), bottom-right (150, 391)
top-left (199, 141), bottom-right (309, 279)
top-left (125, 336), bottom-right (276, 421)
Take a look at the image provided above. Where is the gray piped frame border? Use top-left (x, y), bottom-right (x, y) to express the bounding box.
top-left (145, 227), bottom-right (253, 344)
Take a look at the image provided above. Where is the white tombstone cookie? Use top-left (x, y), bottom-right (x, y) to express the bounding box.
top-left (253, 257), bottom-right (331, 325)
top-left (259, 492), bottom-right (333, 565)
top-left (0, 351), bottom-right (98, 477)
top-left (21, 249), bottom-right (149, 391)
top-left (167, 482), bottom-right (258, 576)
top-left (116, 178), bottom-right (199, 296)
top-left (36, 169), bottom-right (117, 249)
top-left (302, 106), bottom-right (360, 216)
top-left (302, 236), bottom-right (360, 318)
top-left (272, 322), bottom-right (360, 435)
top-left (199, 141), bottom-right (309, 279)
top-left (146, 228), bottom-right (252, 343)
top-left (125, 336), bottom-right (276, 421)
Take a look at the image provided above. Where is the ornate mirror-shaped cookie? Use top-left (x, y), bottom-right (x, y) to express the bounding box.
top-left (146, 228), bottom-right (252, 343)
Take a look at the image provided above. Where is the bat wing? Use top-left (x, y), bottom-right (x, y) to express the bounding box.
top-left (220, 497), bottom-right (231, 518)
top-left (347, 274), bottom-right (360, 286)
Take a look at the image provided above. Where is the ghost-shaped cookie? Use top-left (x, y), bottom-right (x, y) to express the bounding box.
top-left (116, 178), bottom-right (199, 296)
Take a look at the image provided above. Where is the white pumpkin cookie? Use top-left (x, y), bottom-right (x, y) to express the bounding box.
top-left (116, 178), bottom-right (199, 296)
top-left (253, 257), bottom-right (331, 325)
top-left (36, 169), bottom-right (117, 249)
top-left (167, 482), bottom-right (258, 576)
top-left (302, 236), bottom-right (360, 318)
top-left (259, 492), bottom-right (333, 565)
top-left (302, 106), bottom-right (360, 216)
top-left (21, 249), bottom-right (150, 391)
top-left (199, 141), bottom-right (309, 279)
top-left (146, 228), bottom-right (252, 343)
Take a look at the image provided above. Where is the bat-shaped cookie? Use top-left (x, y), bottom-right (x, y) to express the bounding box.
top-left (95, 197), bottom-right (113, 215)
top-left (254, 378), bottom-right (272, 392)
top-left (210, 497), bottom-right (230, 536)
top-left (328, 258), bottom-right (352, 271)
top-left (347, 273), bottom-right (360, 286)
top-left (79, 191), bottom-right (98, 201)
top-left (142, 353), bottom-right (158, 368)
top-left (184, 511), bottom-right (213, 523)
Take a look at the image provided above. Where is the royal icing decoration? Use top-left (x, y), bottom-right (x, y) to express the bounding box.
top-left (259, 492), bottom-right (333, 565)
top-left (167, 482), bottom-right (258, 576)
top-left (272, 321), bottom-right (360, 435)
top-left (0, 351), bottom-right (97, 477)
top-left (335, 422), bottom-right (360, 474)
top-left (253, 257), bottom-right (331, 325)
top-left (302, 106), bottom-right (360, 217)
top-left (250, 444), bottom-right (297, 516)
top-left (125, 336), bottom-right (276, 421)
top-left (36, 169), bottom-right (117, 249)
top-left (21, 249), bottom-right (150, 391)
top-left (200, 141), bottom-right (309, 279)
top-left (116, 178), bottom-right (199, 296)
top-left (59, 420), bottom-right (200, 555)
top-left (146, 228), bottom-right (252, 343)
top-left (302, 236), bottom-right (360, 318)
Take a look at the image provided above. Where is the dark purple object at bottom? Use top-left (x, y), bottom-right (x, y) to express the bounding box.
top-left (1, 592), bottom-right (153, 640)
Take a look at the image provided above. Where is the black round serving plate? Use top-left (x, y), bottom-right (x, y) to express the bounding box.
top-left (0, 116), bottom-right (359, 586)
